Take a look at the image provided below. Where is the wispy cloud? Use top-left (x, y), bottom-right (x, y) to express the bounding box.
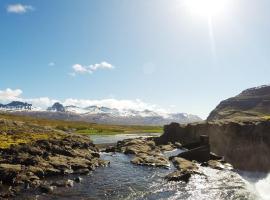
top-left (71, 61), bottom-right (114, 75)
top-left (6, 4), bottom-right (34, 14)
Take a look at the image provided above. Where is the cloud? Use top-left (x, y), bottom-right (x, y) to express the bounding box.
top-left (72, 64), bottom-right (91, 74)
top-left (6, 4), bottom-right (34, 14)
top-left (71, 61), bottom-right (114, 75)
top-left (62, 98), bottom-right (165, 112)
top-left (48, 62), bottom-right (55, 66)
top-left (0, 88), bottom-right (168, 114)
top-left (89, 62), bottom-right (114, 71)
top-left (0, 88), bottom-right (23, 101)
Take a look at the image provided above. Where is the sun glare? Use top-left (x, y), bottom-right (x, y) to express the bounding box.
top-left (185, 0), bottom-right (230, 18)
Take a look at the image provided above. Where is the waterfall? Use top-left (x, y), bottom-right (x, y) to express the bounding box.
top-left (254, 173), bottom-right (270, 200)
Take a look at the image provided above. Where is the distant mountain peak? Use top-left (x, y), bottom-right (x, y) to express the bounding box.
top-left (0, 101), bottom-right (32, 110)
top-left (47, 102), bottom-right (65, 112)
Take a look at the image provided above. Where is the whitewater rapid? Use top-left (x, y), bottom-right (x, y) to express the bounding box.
top-left (241, 172), bottom-right (270, 200)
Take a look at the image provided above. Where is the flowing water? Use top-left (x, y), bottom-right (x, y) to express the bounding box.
top-left (19, 134), bottom-right (269, 200)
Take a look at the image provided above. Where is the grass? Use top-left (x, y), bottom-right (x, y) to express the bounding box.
top-left (0, 112), bottom-right (163, 136)
top-left (0, 132), bottom-right (63, 149)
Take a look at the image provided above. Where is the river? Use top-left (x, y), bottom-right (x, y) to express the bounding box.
top-left (19, 133), bottom-right (269, 200)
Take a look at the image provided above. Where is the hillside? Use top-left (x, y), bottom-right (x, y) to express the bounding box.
top-left (207, 85), bottom-right (270, 121)
top-left (0, 113), bottom-right (163, 137)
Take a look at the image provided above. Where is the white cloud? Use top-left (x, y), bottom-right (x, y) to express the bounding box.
top-left (72, 64), bottom-right (91, 74)
top-left (71, 61), bottom-right (114, 75)
top-left (89, 62), bottom-right (114, 71)
top-left (0, 88), bottom-right (168, 113)
top-left (0, 88), bottom-right (23, 101)
top-left (62, 98), bottom-right (165, 112)
top-left (7, 4), bottom-right (34, 14)
top-left (48, 62), bottom-right (55, 66)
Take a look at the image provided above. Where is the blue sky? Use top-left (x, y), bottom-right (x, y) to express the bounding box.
top-left (0, 0), bottom-right (270, 118)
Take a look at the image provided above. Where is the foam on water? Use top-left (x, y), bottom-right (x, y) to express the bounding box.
top-left (240, 171), bottom-right (270, 200)
top-left (254, 173), bottom-right (270, 200)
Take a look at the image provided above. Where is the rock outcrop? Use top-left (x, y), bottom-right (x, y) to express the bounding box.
top-left (158, 120), bottom-right (270, 172)
top-left (109, 138), bottom-right (174, 168)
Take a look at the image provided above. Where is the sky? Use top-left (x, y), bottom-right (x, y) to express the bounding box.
top-left (1, 0), bottom-right (270, 119)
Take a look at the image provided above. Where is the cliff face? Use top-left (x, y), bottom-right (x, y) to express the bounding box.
top-left (159, 120), bottom-right (270, 172)
top-left (208, 85), bottom-right (270, 121)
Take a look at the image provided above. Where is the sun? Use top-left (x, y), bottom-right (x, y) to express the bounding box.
top-left (185, 0), bottom-right (230, 18)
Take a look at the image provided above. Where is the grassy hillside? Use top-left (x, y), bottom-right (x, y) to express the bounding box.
top-left (0, 113), bottom-right (163, 149)
top-left (0, 113), bottom-right (163, 135)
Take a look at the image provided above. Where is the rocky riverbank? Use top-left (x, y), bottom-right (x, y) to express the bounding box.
top-left (0, 119), bottom-right (109, 199)
top-left (105, 135), bottom-right (233, 183)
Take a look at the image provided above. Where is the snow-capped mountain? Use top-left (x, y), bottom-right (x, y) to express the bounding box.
top-left (0, 101), bottom-right (202, 125)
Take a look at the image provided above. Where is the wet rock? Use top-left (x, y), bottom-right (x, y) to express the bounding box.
top-left (51, 179), bottom-right (74, 188)
top-left (158, 143), bottom-right (175, 151)
top-left (73, 168), bottom-right (91, 175)
top-left (104, 146), bottom-right (116, 153)
top-left (131, 153), bottom-right (170, 168)
top-left (116, 138), bottom-right (156, 155)
top-left (210, 152), bottom-right (223, 160)
top-left (165, 170), bottom-right (192, 182)
top-left (171, 157), bottom-right (198, 171)
top-left (74, 177), bottom-right (83, 183)
top-left (176, 145), bottom-right (210, 163)
top-left (203, 160), bottom-right (233, 170)
top-left (174, 142), bottom-right (182, 149)
top-left (39, 184), bottom-right (55, 194)
top-left (165, 157), bottom-right (204, 183)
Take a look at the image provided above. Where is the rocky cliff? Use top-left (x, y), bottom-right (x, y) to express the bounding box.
top-left (208, 85), bottom-right (270, 121)
top-left (158, 119), bottom-right (270, 172)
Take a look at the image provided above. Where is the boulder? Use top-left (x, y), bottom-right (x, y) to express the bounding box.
top-left (171, 157), bottom-right (198, 171)
top-left (131, 153), bottom-right (170, 168)
top-left (165, 170), bottom-right (192, 182)
top-left (176, 145), bottom-right (210, 163)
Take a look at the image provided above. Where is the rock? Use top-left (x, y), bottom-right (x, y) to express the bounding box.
top-left (39, 184), bottom-right (55, 194)
top-left (73, 169), bottom-right (91, 175)
top-left (131, 153), bottom-right (170, 168)
top-left (210, 152), bottom-right (223, 160)
top-left (159, 144), bottom-right (175, 151)
top-left (176, 145), bottom-right (211, 163)
top-left (204, 160), bottom-right (233, 170)
top-left (165, 170), bottom-right (192, 182)
top-left (171, 157), bottom-right (198, 171)
top-left (104, 146), bottom-right (116, 153)
top-left (74, 177), bottom-right (82, 183)
top-left (174, 142), bottom-right (182, 149)
top-left (116, 138), bottom-right (156, 155)
top-left (51, 179), bottom-right (74, 188)
top-left (0, 164), bottom-right (22, 185)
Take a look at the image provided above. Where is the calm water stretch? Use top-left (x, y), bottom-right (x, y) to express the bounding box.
top-left (19, 134), bottom-right (269, 200)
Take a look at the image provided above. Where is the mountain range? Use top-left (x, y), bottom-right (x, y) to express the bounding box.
top-left (0, 101), bottom-right (202, 125)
